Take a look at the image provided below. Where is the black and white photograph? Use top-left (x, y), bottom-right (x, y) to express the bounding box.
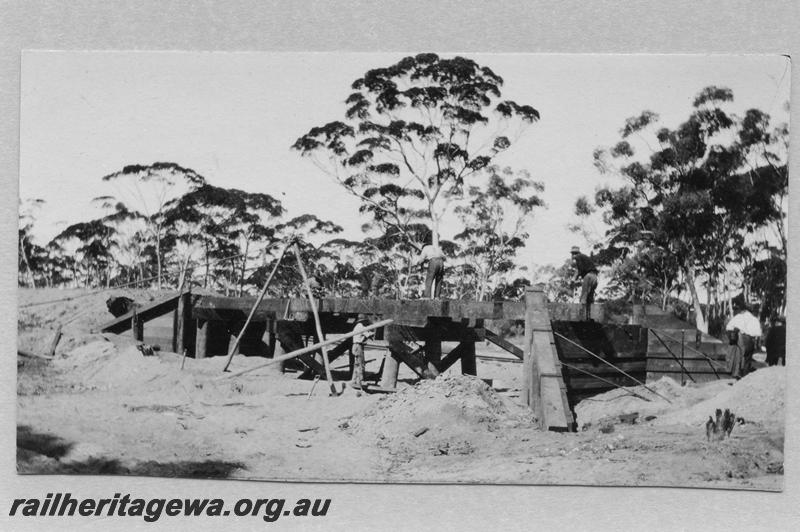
top-left (16, 51), bottom-right (789, 491)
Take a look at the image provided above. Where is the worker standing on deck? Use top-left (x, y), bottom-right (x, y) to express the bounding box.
top-left (350, 315), bottom-right (374, 390)
top-left (413, 234), bottom-right (445, 299)
top-left (725, 303), bottom-right (762, 379)
top-left (570, 246), bottom-right (598, 321)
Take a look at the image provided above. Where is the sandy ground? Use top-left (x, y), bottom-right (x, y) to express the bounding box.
top-left (16, 288), bottom-right (785, 490)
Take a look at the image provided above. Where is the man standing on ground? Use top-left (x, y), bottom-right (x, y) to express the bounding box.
top-left (350, 315), bottom-right (374, 390)
top-left (570, 246), bottom-right (598, 321)
top-left (413, 235), bottom-right (445, 299)
top-left (725, 303), bottom-right (763, 379)
top-left (765, 315), bottom-right (786, 367)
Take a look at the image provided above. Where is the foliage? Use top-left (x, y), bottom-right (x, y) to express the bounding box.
top-left (292, 53), bottom-right (540, 272)
top-left (452, 166), bottom-right (544, 300)
top-left (101, 162), bottom-right (207, 289)
top-left (585, 86), bottom-right (788, 330)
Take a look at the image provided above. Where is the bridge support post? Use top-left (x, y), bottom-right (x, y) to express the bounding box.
top-left (195, 319), bottom-right (208, 359)
top-left (460, 339), bottom-right (476, 376)
top-left (524, 285), bottom-right (574, 431)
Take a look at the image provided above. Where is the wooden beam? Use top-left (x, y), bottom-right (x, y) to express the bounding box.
top-left (174, 291), bottom-right (191, 354)
top-left (425, 337), bottom-right (441, 366)
top-left (222, 240), bottom-right (292, 372)
top-left (524, 286), bottom-right (574, 431)
top-left (195, 319), bottom-right (208, 359)
top-left (131, 309), bottom-right (143, 342)
top-left (192, 295), bottom-right (527, 324)
top-left (460, 340), bottom-right (476, 376)
top-left (523, 288), bottom-right (541, 422)
top-left (293, 244), bottom-right (336, 393)
top-left (485, 329), bottom-right (523, 359)
top-left (379, 352), bottom-right (400, 389)
top-left (47, 324), bottom-right (62, 358)
top-left (98, 293), bottom-right (183, 334)
top-left (434, 342), bottom-right (468, 373)
top-left (390, 342), bottom-right (438, 379)
top-left (220, 319), bottom-right (393, 379)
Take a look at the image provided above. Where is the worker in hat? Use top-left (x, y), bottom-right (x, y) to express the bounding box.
top-left (570, 246), bottom-right (598, 321)
top-left (350, 314), bottom-right (375, 390)
top-left (725, 302), bottom-right (763, 378)
top-left (412, 233), bottom-right (445, 299)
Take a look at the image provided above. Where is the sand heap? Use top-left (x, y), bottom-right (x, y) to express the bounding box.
top-left (346, 374), bottom-right (535, 443)
top-left (575, 367), bottom-right (785, 429)
top-left (52, 340), bottom-right (175, 390)
top-left (656, 366), bottom-right (786, 427)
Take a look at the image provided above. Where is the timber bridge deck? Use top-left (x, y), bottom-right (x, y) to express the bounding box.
top-left (99, 287), bottom-right (730, 432)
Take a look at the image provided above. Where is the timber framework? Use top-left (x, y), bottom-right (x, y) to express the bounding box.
top-left (99, 287), bottom-right (731, 432)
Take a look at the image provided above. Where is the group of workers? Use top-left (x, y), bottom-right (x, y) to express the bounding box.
top-left (725, 304), bottom-right (786, 379)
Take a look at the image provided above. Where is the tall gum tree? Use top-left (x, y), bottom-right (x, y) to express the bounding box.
top-left (589, 86), bottom-right (787, 332)
top-left (453, 165), bottom-right (545, 300)
top-left (292, 53), bottom-right (540, 251)
top-left (101, 162), bottom-right (206, 290)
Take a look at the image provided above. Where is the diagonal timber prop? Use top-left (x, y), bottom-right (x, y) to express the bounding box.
top-left (293, 243), bottom-right (338, 396)
top-left (219, 319), bottom-right (393, 379)
top-left (222, 239), bottom-right (292, 372)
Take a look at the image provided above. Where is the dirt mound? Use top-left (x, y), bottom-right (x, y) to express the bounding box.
top-left (657, 366), bottom-right (786, 427)
top-left (346, 374), bottom-right (535, 442)
top-left (18, 288), bottom-right (168, 334)
top-left (575, 367), bottom-right (785, 430)
top-left (574, 376), bottom-right (732, 430)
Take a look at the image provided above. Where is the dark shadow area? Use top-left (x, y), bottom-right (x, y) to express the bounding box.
top-left (17, 425), bottom-right (73, 459)
top-left (17, 425), bottom-right (244, 478)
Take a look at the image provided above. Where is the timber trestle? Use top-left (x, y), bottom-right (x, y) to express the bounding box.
top-left (97, 286), bottom-right (729, 432)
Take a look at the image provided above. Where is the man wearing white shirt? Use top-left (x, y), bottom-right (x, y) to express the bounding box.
top-left (725, 304), bottom-right (763, 379)
top-left (350, 316), bottom-right (375, 390)
top-left (412, 235), bottom-right (445, 298)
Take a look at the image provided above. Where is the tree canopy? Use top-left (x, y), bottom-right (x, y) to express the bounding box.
top-left (292, 53), bottom-right (540, 252)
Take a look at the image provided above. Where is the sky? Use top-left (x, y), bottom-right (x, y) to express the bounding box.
top-left (19, 52), bottom-right (790, 271)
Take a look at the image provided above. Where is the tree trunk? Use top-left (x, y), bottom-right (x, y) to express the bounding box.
top-left (238, 237), bottom-right (251, 297)
top-left (684, 265), bottom-right (707, 333)
top-left (155, 231), bottom-right (162, 290)
top-left (204, 242), bottom-right (210, 289)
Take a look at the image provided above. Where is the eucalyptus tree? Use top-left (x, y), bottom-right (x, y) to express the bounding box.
top-left (453, 165), bottom-right (544, 300)
top-left (163, 184), bottom-right (284, 294)
top-left (588, 86), bottom-right (787, 331)
top-left (101, 162), bottom-right (206, 289)
top-left (292, 53), bottom-right (540, 255)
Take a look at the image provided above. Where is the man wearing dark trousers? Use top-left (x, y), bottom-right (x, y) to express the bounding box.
top-left (570, 246), bottom-right (598, 321)
top-left (413, 235), bottom-right (445, 299)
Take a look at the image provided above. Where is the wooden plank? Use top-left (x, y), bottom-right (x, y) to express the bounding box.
top-left (98, 293), bottom-right (183, 333)
top-left (174, 291), bottom-right (189, 354)
top-left (460, 340), bottom-right (476, 376)
top-left (525, 286), bottom-right (574, 431)
top-left (192, 295), bottom-right (527, 323)
top-left (131, 310), bottom-right (143, 341)
top-left (434, 342), bottom-right (468, 373)
top-left (425, 338), bottom-right (441, 365)
top-left (392, 343), bottom-right (438, 379)
top-left (647, 371), bottom-right (725, 383)
top-left (484, 329), bottom-right (524, 359)
top-left (195, 319), bottom-right (208, 359)
top-left (646, 358), bottom-right (728, 372)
